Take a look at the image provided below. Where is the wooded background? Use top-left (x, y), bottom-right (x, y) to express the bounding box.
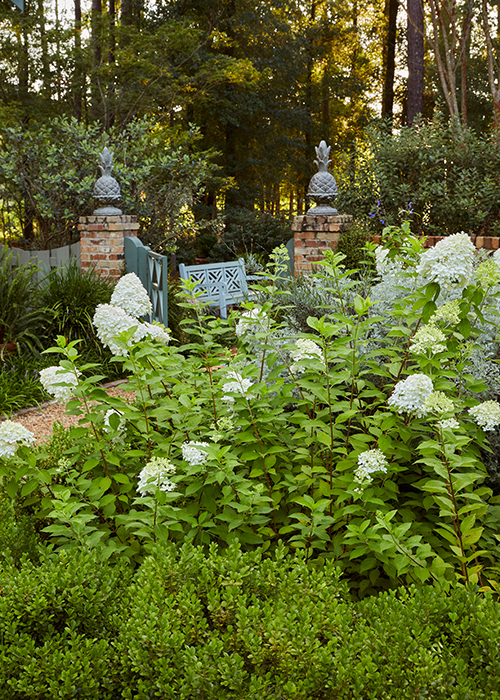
top-left (1, 0), bottom-right (500, 254)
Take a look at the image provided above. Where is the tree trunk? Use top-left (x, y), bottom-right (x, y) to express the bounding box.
top-left (107, 0), bottom-right (116, 128)
top-left (91, 0), bottom-right (103, 123)
top-left (73, 0), bottom-right (83, 120)
top-left (381, 0), bottom-right (398, 123)
top-left (38, 0), bottom-right (50, 98)
top-left (121, 0), bottom-right (132, 25)
top-left (407, 0), bottom-right (424, 125)
top-left (482, 0), bottom-right (500, 129)
top-left (304, 0), bottom-right (316, 197)
top-left (18, 1), bottom-right (29, 116)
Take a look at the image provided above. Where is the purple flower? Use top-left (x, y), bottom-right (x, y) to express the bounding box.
top-left (381, 219), bottom-right (386, 224)
top-left (368, 212), bottom-right (375, 218)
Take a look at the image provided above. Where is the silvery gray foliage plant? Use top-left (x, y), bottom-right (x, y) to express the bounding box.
top-left (3, 230), bottom-right (500, 596)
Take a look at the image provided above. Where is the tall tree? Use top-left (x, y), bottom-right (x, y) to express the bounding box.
top-left (425, 0), bottom-right (473, 125)
top-left (407, 0), bottom-right (424, 124)
top-left (381, 0), bottom-right (398, 123)
top-left (481, 0), bottom-right (500, 128)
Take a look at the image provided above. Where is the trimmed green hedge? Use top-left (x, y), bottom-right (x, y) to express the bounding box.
top-left (0, 543), bottom-right (499, 699)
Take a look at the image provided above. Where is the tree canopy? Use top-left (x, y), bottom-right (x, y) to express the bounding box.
top-left (0, 0), bottom-right (499, 244)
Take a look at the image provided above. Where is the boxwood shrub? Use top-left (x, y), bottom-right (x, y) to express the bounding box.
top-left (0, 542), bottom-right (499, 699)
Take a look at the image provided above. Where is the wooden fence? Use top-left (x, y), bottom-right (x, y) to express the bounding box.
top-left (1, 242), bottom-right (81, 281)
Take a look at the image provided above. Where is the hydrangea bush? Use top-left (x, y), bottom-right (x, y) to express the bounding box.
top-left (3, 229), bottom-right (500, 595)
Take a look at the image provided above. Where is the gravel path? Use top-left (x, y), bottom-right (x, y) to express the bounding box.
top-left (3, 381), bottom-right (136, 444)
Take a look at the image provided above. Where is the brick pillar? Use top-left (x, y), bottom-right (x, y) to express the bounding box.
top-left (292, 213), bottom-right (354, 275)
top-left (79, 215), bottom-right (140, 280)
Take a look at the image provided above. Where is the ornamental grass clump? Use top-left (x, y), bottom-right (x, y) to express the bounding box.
top-left (4, 223), bottom-right (500, 595)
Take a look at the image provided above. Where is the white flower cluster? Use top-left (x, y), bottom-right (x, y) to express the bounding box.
top-left (374, 246), bottom-right (405, 283)
top-left (417, 232), bottom-right (475, 291)
top-left (93, 304), bottom-right (148, 356)
top-left (423, 391), bottom-right (454, 415)
top-left (354, 449), bottom-right (388, 484)
top-left (40, 366), bottom-right (81, 403)
top-left (93, 273), bottom-right (169, 357)
top-left (110, 273), bottom-right (152, 318)
top-left (142, 321), bottom-right (171, 345)
top-left (437, 417), bottom-right (460, 431)
top-left (181, 441), bottom-right (209, 466)
top-left (93, 305), bottom-right (170, 357)
top-left (388, 374), bottom-right (433, 418)
top-left (0, 420), bottom-right (34, 458)
top-left (410, 325), bottom-right (447, 355)
top-left (235, 307), bottom-right (270, 338)
top-left (222, 371), bottom-right (253, 401)
top-left (137, 456), bottom-right (176, 496)
top-left (290, 338), bottom-right (324, 372)
top-left (475, 258), bottom-right (500, 290)
top-left (431, 300), bottom-right (461, 326)
top-left (469, 400), bottom-right (500, 431)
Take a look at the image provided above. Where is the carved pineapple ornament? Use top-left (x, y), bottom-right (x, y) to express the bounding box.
top-left (306, 141), bottom-right (338, 215)
top-left (93, 147), bottom-right (122, 215)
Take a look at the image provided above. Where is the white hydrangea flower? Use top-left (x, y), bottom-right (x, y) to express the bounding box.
top-left (111, 273), bottom-right (152, 318)
top-left (290, 338), bottom-right (325, 372)
top-left (142, 321), bottom-right (170, 345)
top-left (388, 374), bottom-right (433, 418)
top-left (235, 307), bottom-right (270, 338)
top-left (469, 400), bottom-right (500, 431)
top-left (437, 417), bottom-right (460, 431)
top-left (423, 391), bottom-right (454, 415)
top-left (417, 233), bottom-right (475, 291)
top-left (93, 304), bottom-right (148, 356)
top-left (181, 441), bottom-right (209, 466)
top-left (0, 420), bottom-right (34, 458)
top-left (222, 371), bottom-right (254, 401)
top-left (354, 449), bottom-right (388, 484)
top-left (137, 456), bottom-right (176, 496)
top-left (430, 300), bottom-right (461, 326)
top-left (40, 366), bottom-right (81, 403)
top-left (475, 258), bottom-right (500, 289)
top-left (410, 325), bottom-right (447, 355)
top-left (374, 246), bottom-right (405, 283)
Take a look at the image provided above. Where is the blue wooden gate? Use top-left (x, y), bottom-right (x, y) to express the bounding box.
top-left (124, 236), bottom-right (168, 327)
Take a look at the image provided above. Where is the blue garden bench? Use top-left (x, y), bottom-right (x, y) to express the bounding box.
top-left (178, 258), bottom-right (251, 319)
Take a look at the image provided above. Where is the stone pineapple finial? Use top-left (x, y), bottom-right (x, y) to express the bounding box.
top-left (93, 147), bottom-right (122, 215)
top-left (306, 140), bottom-right (338, 215)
